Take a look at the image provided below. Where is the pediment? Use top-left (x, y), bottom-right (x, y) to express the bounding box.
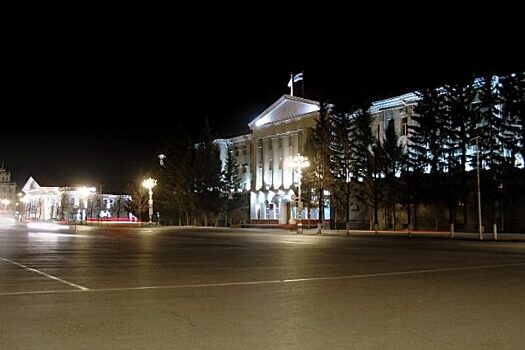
top-left (21, 176), bottom-right (40, 193)
top-left (248, 95), bottom-right (319, 130)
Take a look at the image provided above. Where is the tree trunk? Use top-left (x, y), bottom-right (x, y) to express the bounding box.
top-left (373, 185), bottom-right (379, 231)
top-left (346, 181), bottom-right (350, 234)
top-left (413, 201), bottom-right (418, 231)
top-left (391, 202), bottom-right (396, 230)
top-left (317, 185), bottom-right (323, 234)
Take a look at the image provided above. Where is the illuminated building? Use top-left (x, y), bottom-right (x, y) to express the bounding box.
top-left (218, 94), bottom-right (322, 224)
top-left (0, 165), bottom-right (17, 215)
top-left (20, 177), bottom-right (134, 222)
top-left (218, 93), bottom-right (419, 225)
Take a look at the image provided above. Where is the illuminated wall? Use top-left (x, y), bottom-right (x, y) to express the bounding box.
top-left (20, 177), bottom-right (132, 221)
top-left (0, 167), bottom-right (17, 215)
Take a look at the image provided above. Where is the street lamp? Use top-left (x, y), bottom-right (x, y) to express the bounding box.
top-left (1, 199), bottom-right (10, 211)
top-left (142, 177), bottom-right (157, 225)
top-left (290, 154), bottom-right (310, 234)
top-left (20, 195), bottom-right (29, 221)
top-left (470, 136), bottom-right (483, 240)
top-left (76, 186), bottom-right (94, 223)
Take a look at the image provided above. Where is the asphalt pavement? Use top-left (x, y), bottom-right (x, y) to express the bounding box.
top-left (1, 224), bottom-right (524, 349)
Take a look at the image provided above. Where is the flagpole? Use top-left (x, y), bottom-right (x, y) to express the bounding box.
top-left (301, 71), bottom-right (304, 97)
top-left (290, 72), bottom-right (294, 96)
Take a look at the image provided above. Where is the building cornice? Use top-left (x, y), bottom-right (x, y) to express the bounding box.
top-left (370, 92), bottom-right (419, 113)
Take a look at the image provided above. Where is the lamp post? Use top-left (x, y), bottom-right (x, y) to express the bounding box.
top-left (142, 178), bottom-right (157, 225)
top-left (1, 199), bottom-right (10, 211)
top-left (470, 136), bottom-right (483, 240)
top-left (76, 186), bottom-right (91, 223)
top-left (290, 154), bottom-right (310, 234)
top-left (20, 195), bottom-right (29, 220)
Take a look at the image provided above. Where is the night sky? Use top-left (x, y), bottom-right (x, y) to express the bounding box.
top-left (3, 32), bottom-right (524, 192)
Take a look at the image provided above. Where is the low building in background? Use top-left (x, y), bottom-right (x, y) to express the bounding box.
top-left (20, 177), bottom-right (134, 222)
top-left (0, 165), bottom-right (17, 216)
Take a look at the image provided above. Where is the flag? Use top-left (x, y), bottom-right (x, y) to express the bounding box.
top-left (293, 72), bottom-right (303, 83)
top-left (288, 72), bottom-right (303, 87)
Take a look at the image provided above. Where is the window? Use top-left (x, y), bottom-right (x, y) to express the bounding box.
top-left (384, 110), bottom-right (394, 127)
top-left (402, 117), bottom-right (408, 136)
top-left (269, 158), bottom-right (273, 171)
top-left (242, 145), bottom-right (247, 155)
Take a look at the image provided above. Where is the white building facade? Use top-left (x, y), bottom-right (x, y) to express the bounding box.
top-left (217, 93), bottom-right (422, 225)
top-left (219, 95), bottom-right (323, 224)
top-left (0, 166), bottom-right (17, 215)
top-left (20, 177), bottom-right (134, 222)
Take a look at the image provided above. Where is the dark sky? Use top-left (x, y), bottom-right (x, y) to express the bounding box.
top-left (3, 30), bottom-right (524, 192)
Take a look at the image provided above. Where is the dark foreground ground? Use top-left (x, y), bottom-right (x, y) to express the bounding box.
top-left (1, 224), bottom-right (524, 349)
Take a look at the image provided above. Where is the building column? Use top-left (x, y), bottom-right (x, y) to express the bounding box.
top-left (262, 138), bottom-right (271, 189)
top-left (271, 138), bottom-right (281, 189)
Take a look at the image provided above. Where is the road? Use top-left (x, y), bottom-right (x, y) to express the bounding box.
top-left (1, 224), bottom-right (524, 349)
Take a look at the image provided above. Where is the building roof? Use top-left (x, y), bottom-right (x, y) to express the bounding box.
top-left (369, 92), bottom-right (419, 113)
top-left (248, 94), bottom-right (320, 130)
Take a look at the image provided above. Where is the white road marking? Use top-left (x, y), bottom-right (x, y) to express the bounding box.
top-left (1, 261), bottom-right (524, 296)
top-left (280, 262), bottom-right (525, 283)
top-left (27, 231), bottom-right (91, 238)
top-left (282, 240), bottom-right (315, 245)
top-left (0, 258), bottom-right (89, 291)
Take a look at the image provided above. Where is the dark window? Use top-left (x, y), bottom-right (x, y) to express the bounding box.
top-left (384, 110), bottom-right (394, 126)
top-left (402, 117), bottom-right (408, 136)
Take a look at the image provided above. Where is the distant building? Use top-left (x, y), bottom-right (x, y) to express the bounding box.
top-left (369, 92), bottom-right (419, 149)
top-left (217, 72), bottom-right (524, 232)
top-left (20, 177), bottom-right (134, 222)
top-left (0, 165), bottom-right (17, 215)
